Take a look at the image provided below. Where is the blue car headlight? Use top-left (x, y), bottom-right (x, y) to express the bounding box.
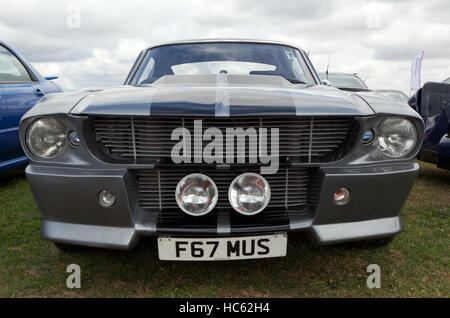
top-left (376, 118), bottom-right (418, 158)
top-left (26, 118), bottom-right (67, 158)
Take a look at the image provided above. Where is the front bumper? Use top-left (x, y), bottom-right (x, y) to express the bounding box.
top-left (26, 162), bottom-right (419, 249)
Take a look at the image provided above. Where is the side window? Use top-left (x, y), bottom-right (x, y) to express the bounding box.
top-left (0, 46), bottom-right (32, 83)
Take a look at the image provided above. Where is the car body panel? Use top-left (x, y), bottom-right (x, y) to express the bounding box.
top-left (24, 91), bottom-right (88, 118)
top-left (374, 90), bottom-right (410, 103)
top-left (437, 135), bottom-right (450, 169)
top-left (409, 82), bottom-right (450, 169)
top-left (70, 75), bottom-right (374, 117)
top-left (25, 162), bottom-right (418, 249)
top-left (0, 41), bottom-right (62, 172)
top-left (355, 91), bottom-right (420, 117)
top-left (0, 88), bottom-right (7, 159)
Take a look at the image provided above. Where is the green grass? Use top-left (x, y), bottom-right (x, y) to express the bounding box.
top-left (0, 162), bottom-right (448, 297)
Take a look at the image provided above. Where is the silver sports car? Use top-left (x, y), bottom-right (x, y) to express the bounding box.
top-left (19, 39), bottom-right (424, 260)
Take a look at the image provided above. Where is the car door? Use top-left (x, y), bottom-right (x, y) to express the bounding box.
top-left (0, 44), bottom-right (46, 161)
top-left (0, 87), bottom-right (7, 160)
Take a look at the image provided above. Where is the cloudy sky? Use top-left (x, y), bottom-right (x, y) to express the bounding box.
top-left (1, 0), bottom-right (449, 94)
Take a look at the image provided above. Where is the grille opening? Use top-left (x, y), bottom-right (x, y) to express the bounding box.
top-left (136, 168), bottom-right (311, 211)
top-left (134, 167), bottom-right (321, 232)
top-left (92, 116), bottom-right (357, 164)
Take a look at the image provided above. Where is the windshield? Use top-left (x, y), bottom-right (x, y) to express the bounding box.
top-left (131, 43), bottom-right (316, 85)
top-left (319, 73), bottom-right (368, 89)
top-left (444, 78), bottom-right (450, 84)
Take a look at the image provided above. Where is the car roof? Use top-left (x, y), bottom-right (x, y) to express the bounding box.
top-left (144, 38), bottom-right (305, 52)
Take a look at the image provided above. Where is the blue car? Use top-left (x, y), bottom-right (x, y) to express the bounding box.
top-left (0, 41), bottom-right (62, 173)
top-left (409, 81), bottom-right (450, 170)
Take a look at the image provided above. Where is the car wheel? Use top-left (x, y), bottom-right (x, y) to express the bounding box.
top-left (349, 237), bottom-right (394, 247)
top-left (53, 242), bottom-right (87, 252)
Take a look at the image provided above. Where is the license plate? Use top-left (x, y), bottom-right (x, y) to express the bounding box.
top-left (158, 233), bottom-right (287, 261)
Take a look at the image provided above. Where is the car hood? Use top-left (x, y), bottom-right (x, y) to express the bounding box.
top-left (68, 74), bottom-right (374, 117)
top-left (354, 91), bottom-right (422, 118)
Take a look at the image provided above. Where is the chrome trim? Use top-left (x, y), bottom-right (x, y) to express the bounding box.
top-left (308, 117), bottom-right (314, 163)
top-left (215, 73), bottom-right (230, 117)
top-left (131, 117), bottom-right (137, 163)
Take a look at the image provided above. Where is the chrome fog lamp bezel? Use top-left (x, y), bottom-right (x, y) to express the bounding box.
top-left (26, 117), bottom-right (67, 158)
top-left (228, 172), bottom-right (271, 216)
top-left (333, 187), bottom-right (351, 205)
top-left (376, 118), bottom-right (418, 158)
top-left (68, 131), bottom-right (81, 146)
top-left (175, 173), bottom-right (218, 216)
top-left (98, 189), bottom-right (116, 208)
top-left (362, 129), bottom-right (374, 144)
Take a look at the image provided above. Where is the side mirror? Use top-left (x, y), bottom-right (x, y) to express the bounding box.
top-left (321, 79), bottom-right (331, 86)
top-left (44, 76), bottom-right (58, 81)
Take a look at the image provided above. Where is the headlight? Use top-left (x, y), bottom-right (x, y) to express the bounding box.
top-left (228, 173), bottom-right (271, 215)
top-left (26, 118), bottom-right (67, 158)
top-left (175, 173), bottom-right (218, 216)
top-left (376, 118), bottom-right (417, 158)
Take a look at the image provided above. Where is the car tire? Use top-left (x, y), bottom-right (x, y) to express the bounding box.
top-left (53, 242), bottom-right (87, 252)
top-left (349, 237), bottom-right (394, 247)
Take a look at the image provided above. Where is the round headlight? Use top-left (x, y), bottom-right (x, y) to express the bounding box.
top-left (376, 118), bottom-right (417, 158)
top-left (26, 118), bottom-right (67, 158)
top-left (228, 173), bottom-right (271, 216)
top-left (175, 173), bottom-right (218, 216)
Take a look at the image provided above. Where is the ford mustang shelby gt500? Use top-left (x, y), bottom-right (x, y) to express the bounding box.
top-left (19, 39), bottom-right (424, 260)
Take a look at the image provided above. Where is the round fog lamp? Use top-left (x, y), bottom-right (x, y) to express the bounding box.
top-left (99, 189), bottom-right (116, 207)
top-left (228, 173), bottom-right (271, 215)
top-left (333, 187), bottom-right (350, 205)
top-left (175, 173), bottom-right (218, 216)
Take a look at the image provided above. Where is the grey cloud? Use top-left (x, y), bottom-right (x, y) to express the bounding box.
top-left (0, 0), bottom-right (448, 94)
